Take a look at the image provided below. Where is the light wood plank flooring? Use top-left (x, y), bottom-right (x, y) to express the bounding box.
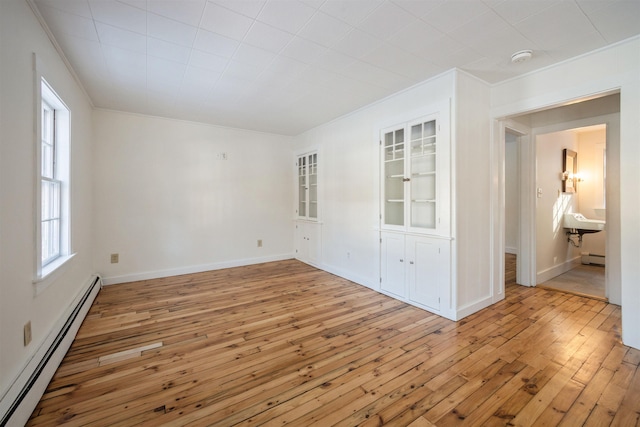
top-left (28, 260), bottom-right (640, 426)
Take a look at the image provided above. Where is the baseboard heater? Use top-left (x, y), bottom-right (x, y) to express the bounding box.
top-left (581, 252), bottom-right (605, 266)
top-left (0, 275), bottom-right (101, 427)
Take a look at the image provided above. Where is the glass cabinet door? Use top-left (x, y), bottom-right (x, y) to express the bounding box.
top-left (308, 153), bottom-right (317, 219)
top-left (409, 119), bottom-right (437, 230)
top-left (298, 155), bottom-right (307, 217)
top-left (381, 114), bottom-right (439, 232)
top-left (383, 127), bottom-right (405, 227)
top-left (297, 152), bottom-right (318, 220)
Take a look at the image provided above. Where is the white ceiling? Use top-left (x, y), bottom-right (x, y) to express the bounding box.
top-left (32, 0), bottom-right (640, 135)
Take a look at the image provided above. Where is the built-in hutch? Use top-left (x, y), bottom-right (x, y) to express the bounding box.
top-left (294, 150), bottom-right (321, 266)
top-left (290, 71), bottom-right (494, 323)
top-left (379, 100), bottom-right (453, 318)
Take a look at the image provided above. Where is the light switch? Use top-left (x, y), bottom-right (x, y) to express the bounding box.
top-left (537, 188), bottom-right (543, 198)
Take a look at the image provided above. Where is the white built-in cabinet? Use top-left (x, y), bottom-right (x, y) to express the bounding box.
top-left (381, 233), bottom-right (450, 312)
top-left (295, 150), bottom-right (321, 266)
top-left (380, 102), bottom-right (452, 317)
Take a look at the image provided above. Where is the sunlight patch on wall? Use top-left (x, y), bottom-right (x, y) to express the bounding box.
top-left (552, 193), bottom-right (573, 235)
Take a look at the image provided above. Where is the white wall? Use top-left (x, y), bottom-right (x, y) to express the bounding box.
top-left (0, 0), bottom-right (94, 398)
top-left (453, 72), bottom-right (493, 314)
top-left (92, 110), bottom-right (294, 284)
top-left (577, 127), bottom-right (607, 256)
top-left (535, 130), bottom-right (580, 283)
top-left (491, 37), bottom-right (640, 349)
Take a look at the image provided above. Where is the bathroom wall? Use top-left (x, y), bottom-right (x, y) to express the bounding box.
top-left (577, 126), bottom-right (607, 257)
top-left (535, 130), bottom-right (580, 283)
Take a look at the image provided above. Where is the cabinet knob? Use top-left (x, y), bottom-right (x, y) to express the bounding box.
top-left (409, 261), bottom-right (414, 265)
top-left (399, 259), bottom-right (404, 262)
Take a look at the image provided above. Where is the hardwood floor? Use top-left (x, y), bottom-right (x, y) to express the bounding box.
top-left (28, 260), bottom-right (640, 426)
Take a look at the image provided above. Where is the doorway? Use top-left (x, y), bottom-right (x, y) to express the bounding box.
top-left (498, 93), bottom-right (621, 304)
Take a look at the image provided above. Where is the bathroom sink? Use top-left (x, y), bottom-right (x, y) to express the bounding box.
top-left (563, 213), bottom-right (606, 233)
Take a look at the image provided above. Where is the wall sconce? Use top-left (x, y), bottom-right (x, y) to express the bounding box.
top-left (561, 171), bottom-right (584, 182)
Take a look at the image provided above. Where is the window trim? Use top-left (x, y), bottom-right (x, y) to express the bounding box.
top-left (33, 56), bottom-right (74, 293)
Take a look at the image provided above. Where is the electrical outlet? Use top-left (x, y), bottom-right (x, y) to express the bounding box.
top-left (257, 239), bottom-right (263, 248)
top-left (24, 321), bottom-right (32, 346)
top-left (110, 253), bottom-right (119, 263)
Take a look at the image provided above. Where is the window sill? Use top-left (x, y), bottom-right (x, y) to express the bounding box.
top-left (33, 253), bottom-right (77, 295)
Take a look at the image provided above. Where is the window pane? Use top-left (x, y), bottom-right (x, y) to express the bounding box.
top-left (42, 103), bottom-right (55, 179)
top-left (42, 143), bottom-right (53, 178)
top-left (42, 179), bottom-right (61, 220)
top-left (42, 218), bottom-right (60, 264)
top-left (42, 106), bottom-right (52, 143)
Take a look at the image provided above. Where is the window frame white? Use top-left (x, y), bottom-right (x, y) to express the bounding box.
top-left (34, 66), bottom-right (74, 292)
top-left (40, 98), bottom-right (62, 266)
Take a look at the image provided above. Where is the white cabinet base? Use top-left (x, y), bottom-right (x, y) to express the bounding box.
top-left (295, 221), bottom-right (321, 266)
top-left (380, 232), bottom-right (452, 319)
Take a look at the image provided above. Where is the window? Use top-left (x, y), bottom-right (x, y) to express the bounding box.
top-left (35, 78), bottom-right (72, 285)
top-left (41, 99), bottom-right (61, 265)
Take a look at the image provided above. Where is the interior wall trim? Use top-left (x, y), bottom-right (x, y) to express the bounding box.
top-left (101, 253), bottom-right (294, 286)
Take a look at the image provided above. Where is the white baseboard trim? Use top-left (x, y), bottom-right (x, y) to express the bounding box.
top-left (316, 261), bottom-right (377, 291)
top-left (505, 246), bottom-right (518, 255)
top-left (0, 275), bottom-right (101, 427)
top-left (536, 256), bottom-right (581, 284)
top-left (101, 253), bottom-right (295, 285)
top-left (455, 296), bottom-right (496, 321)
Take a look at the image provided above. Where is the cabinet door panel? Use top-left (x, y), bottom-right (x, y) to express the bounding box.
top-left (408, 237), bottom-right (441, 311)
top-left (381, 234), bottom-right (405, 297)
top-left (295, 221), bottom-right (321, 266)
top-left (382, 126), bottom-right (405, 228)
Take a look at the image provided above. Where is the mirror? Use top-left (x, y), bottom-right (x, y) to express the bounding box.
top-left (562, 149), bottom-right (577, 193)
